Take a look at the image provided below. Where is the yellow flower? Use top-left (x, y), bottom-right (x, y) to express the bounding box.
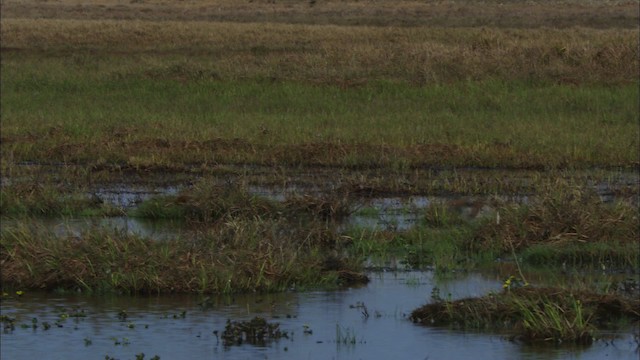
top-left (16, 291), bottom-right (24, 296)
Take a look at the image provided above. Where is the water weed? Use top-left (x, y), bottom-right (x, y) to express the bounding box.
top-left (221, 317), bottom-right (289, 347)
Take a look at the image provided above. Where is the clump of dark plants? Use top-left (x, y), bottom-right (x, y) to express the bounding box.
top-left (133, 180), bottom-right (357, 224)
top-left (132, 181), bottom-right (281, 222)
top-left (422, 202), bottom-right (467, 228)
top-left (283, 191), bottom-right (355, 222)
top-left (411, 286), bottom-right (640, 345)
top-left (221, 317), bottom-right (288, 346)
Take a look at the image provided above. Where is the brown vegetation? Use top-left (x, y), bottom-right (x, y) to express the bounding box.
top-left (2, 0), bottom-right (637, 28)
top-left (469, 181), bottom-right (639, 258)
top-left (1, 15), bottom-right (637, 85)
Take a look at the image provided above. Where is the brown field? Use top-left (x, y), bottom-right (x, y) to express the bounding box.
top-left (2, 0), bottom-right (638, 28)
top-left (1, 19), bottom-right (637, 86)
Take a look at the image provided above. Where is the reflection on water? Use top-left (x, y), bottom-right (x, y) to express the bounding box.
top-left (2, 217), bottom-right (187, 241)
top-left (2, 271), bottom-right (637, 360)
top-left (92, 185), bottom-right (180, 209)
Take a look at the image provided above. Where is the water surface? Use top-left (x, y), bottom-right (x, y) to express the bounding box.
top-left (2, 271), bottom-right (637, 360)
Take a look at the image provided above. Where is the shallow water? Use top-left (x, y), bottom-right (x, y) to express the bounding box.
top-left (1, 217), bottom-right (188, 241)
top-left (2, 271), bottom-right (637, 360)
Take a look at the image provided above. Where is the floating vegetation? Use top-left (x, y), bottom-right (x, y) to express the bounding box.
top-left (411, 286), bottom-right (640, 345)
top-left (221, 317), bottom-right (289, 347)
top-left (135, 354), bottom-right (160, 360)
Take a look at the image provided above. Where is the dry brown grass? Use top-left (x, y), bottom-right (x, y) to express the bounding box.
top-left (2, 18), bottom-right (637, 84)
top-left (1, 0), bottom-right (637, 28)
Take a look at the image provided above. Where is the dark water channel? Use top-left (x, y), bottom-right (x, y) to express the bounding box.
top-left (2, 271), bottom-right (637, 360)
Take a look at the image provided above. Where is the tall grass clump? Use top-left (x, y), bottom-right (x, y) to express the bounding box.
top-left (0, 219), bottom-right (366, 294)
top-left (468, 181), bottom-right (639, 268)
top-left (133, 180), bottom-right (359, 225)
top-left (513, 295), bottom-right (593, 344)
top-left (132, 181), bottom-right (281, 222)
top-left (411, 286), bottom-right (639, 345)
top-left (0, 182), bottom-right (112, 217)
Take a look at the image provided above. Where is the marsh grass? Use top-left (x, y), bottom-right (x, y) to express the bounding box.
top-left (1, 0), bottom-right (638, 298)
top-left (469, 181), bottom-right (639, 268)
top-left (132, 180), bottom-right (356, 225)
top-left (0, 219), bottom-right (366, 294)
top-left (222, 317), bottom-right (288, 347)
top-left (513, 296), bottom-right (593, 344)
top-left (335, 324), bottom-right (358, 345)
top-left (132, 181), bottom-right (281, 222)
top-left (346, 179), bottom-right (638, 272)
top-left (0, 182), bottom-right (118, 217)
top-left (411, 286), bottom-right (639, 344)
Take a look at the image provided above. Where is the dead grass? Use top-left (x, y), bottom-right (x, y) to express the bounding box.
top-left (1, 18), bottom-right (637, 84)
top-left (1, 0), bottom-right (637, 28)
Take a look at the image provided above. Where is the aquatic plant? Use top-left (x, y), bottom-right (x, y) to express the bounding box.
top-left (513, 296), bottom-right (593, 344)
top-left (221, 317), bottom-right (288, 346)
top-left (335, 324), bottom-right (358, 345)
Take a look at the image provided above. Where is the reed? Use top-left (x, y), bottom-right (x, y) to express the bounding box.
top-left (0, 219), bottom-right (366, 294)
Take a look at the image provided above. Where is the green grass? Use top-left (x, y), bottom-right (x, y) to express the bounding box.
top-left (1, 64), bottom-right (638, 168)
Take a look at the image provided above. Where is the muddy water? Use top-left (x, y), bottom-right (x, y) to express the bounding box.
top-left (2, 271), bottom-right (637, 360)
